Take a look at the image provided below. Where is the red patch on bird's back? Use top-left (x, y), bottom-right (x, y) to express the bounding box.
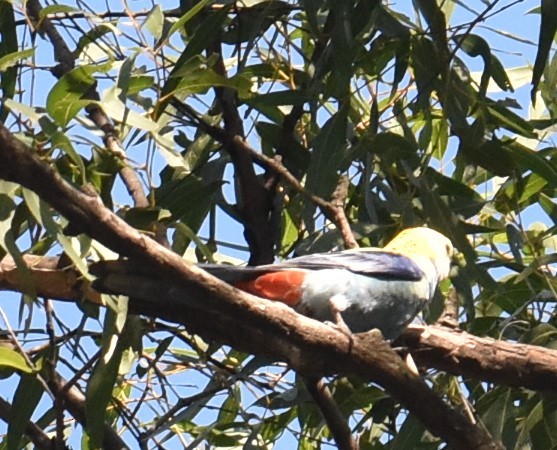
top-left (233, 270), bottom-right (305, 306)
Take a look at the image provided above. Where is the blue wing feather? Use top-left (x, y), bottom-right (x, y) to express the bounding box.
top-left (201, 250), bottom-right (424, 281)
top-left (272, 250), bottom-right (424, 280)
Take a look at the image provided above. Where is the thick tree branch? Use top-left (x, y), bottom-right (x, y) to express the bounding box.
top-left (0, 123), bottom-right (499, 449)
top-left (403, 324), bottom-right (557, 392)
top-left (5, 254), bottom-right (557, 395)
top-left (209, 39), bottom-right (275, 265)
top-left (0, 255), bottom-right (101, 304)
top-left (47, 374), bottom-right (131, 450)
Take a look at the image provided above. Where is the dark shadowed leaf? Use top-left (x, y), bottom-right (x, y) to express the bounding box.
top-left (305, 108), bottom-right (349, 212)
top-left (8, 375), bottom-right (44, 450)
top-left (531, 0), bottom-right (557, 102)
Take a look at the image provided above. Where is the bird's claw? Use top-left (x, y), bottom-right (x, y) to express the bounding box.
top-left (327, 294), bottom-right (352, 335)
top-left (324, 320), bottom-right (352, 336)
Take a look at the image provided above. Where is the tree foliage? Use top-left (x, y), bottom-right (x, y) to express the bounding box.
top-left (0, 0), bottom-right (557, 448)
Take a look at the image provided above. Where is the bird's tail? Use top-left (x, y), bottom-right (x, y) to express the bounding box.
top-left (198, 264), bottom-right (272, 283)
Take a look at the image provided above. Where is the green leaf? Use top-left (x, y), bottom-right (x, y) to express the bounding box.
top-left (515, 253), bottom-right (557, 283)
top-left (175, 71), bottom-right (252, 98)
top-left (391, 414), bottom-right (427, 449)
top-left (246, 89), bottom-right (310, 107)
top-left (239, 63), bottom-right (308, 84)
top-left (143, 5), bottom-right (165, 41)
top-left (0, 1), bottom-right (17, 121)
top-left (0, 348), bottom-right (33, 374)
top-left (458, 33), bottom-right (514, 94)
top-left (177, 132), bottom-right (216, 174)
top-left (480, 388), bottom-right (514, 442)
top-left (457, 34), bottom-right (492, 96)
top-left (0, 191), bottom-right (36, 298)
top-left (22, 189), bottom-right (91, 278)
top-left (305, 108), bottom-right (349, 206)
top-left (328, 3), bottom-right (354, 98)
top-left (259, 409), bottom-right (297, 442)
top-left (423, 168), bottom-right (485, 219)
top-left (124, 207), bottom-right (172, 230)
top-left (500, 173), bottom-right (547, 213)
top-left (489, 53), bottom-right (513, 92)
top-left (531, 0), bottom-right (557, 102)
top-left (50, 130), bottom-right (86, 183)
top-left (7, 375), bottom-right (44, 450)
top-left (165, 0), bottom-right (213, 41)
top-left (367, 132), bottom-right (420, 168)
top-left (539, 193), bottom-right (557, 224)
top-left (173, 222), bottom-right (216, 260)
top-left (86, 297), bottom-right (129, 449)
top-left (501, 139), bottom-right (557, 185)
top-left (217, 386), bottom-right (240, 424)
top-left (156, 173), bottom-right (222, 231)
top-left (73, 24), bottom-right (115, 58)
top-left (256, 122), bottom-right (309, 172)
top-left (100, 85), bottom-right (159, 132)
top-left (460, 136), bottom-right (516, 177)
top-left (2, 99), bottom-right (42, 124)
top-left (0, 48), bottom-right (35, 72)
top-left (419, 185), bottom-right (498, 291)
top-left (358, 36), bottom-right (405, 80)
top-left (127, 75), bottom-right (155, 96)
top-left (485, 100), bottom-right (537, 138)
top-left (38, 4), bottom-right (78, 21)
top-left (155, 5), bottom-right (232, 118)
top-left (116, 53), bottom-right (137, 101)
top-left (410, 35), bottom-right (439, 108)
top-left (46, 65), bottom-right (98, 127)
top-left (530, 396), bottom-right (557, 449)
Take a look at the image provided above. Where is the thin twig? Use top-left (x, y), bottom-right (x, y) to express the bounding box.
top-left (45, 300), bottom-right (65, 449)
top-left (303, 377), bottom-right (359, 450)
top-left (0, 308), bottom-right (55, 399)
top-left (330, 176), bottom-right (358, 249)
top-left (142, 382), bottom-right (228, 442)
top-left (48, 373), bottom-right (131, 450)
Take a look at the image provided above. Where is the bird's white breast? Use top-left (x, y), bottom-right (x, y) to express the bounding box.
top-left (296, 267), bottom-right (435, 338)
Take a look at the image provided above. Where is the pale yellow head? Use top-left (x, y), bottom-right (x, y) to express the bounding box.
top-left (384, 227), bottom-right (453, 281)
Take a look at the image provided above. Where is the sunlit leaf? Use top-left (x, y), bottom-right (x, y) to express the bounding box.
top-left (143, 5), bottom-right (165, 41)
top-left (46, 64), bottom-right (110, 127)
top-left (0, 48), bottom-right (35, 72)
top-left (86, 296), bottom-right (129, 448)
top-left (0, 348), bottom-right (33, 374)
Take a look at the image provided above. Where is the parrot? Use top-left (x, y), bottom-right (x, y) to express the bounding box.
top-left (202, 227), bottom-right (453, 339)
